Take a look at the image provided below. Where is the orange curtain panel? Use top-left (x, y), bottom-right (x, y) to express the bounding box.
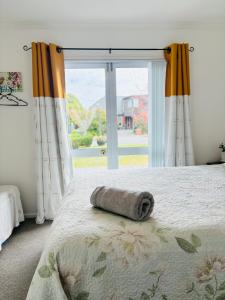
top-left (32, 42), bottom-right (73, 224)
top-left (164, 43), bottom-right (194, 166)
top-left (32, 42), bottom-right (65, 98)
top-left (164, 43), bottom-right (190, 97)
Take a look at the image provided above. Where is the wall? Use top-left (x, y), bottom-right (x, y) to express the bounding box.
top-left (0, 24), bottom-right (225, 215)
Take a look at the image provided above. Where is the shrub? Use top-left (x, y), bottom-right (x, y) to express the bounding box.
top-left (70, 131), bottom-right (81, 149)
top-left (97, 136), bottom-right (106, 146)
top-left (134, 120), bottom-right (148, 134)
top-left (70, 131), bottom-right (93, 149)
top-left (80, 133), bottom-right (93, 147)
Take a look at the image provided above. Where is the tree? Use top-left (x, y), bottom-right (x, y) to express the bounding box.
top-left (88, 108), bottom-right (106, 136)
top-left (66, 94), bottom-right (94, 134)
top-left (133, 111), bottom-right (148, 134)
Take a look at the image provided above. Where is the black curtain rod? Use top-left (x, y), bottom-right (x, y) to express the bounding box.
top-left (23, 45), bottom-right (194, 54)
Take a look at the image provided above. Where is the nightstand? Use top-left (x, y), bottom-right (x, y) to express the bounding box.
top-left (206, 161), bottom-right (224, 165)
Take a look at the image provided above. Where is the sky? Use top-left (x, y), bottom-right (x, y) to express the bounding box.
top-left (65, 68), bottom-right (148, 109)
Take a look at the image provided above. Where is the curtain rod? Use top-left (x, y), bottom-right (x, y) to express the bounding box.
top-left (22, 45), bottom-right (194, 54)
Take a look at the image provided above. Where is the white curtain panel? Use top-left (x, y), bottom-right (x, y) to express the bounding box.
top-left (165, 95), bottom-right (194, 166)
top-left (34, 97), bottom-right (73, 224)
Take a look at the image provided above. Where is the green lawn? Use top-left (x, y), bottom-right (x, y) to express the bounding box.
top-left (78, 143), bottom-right (148, 149)
top-left (73, 155), bottom-right (148, 169)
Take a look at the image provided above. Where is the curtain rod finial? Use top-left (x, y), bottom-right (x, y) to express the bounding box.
top-left (56, 47), bottom-right (62, 53)
top-left (23, 45), bottom-right (31, 51)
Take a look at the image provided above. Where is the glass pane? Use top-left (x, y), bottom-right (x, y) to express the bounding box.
top-left (116, 68), bottom-right (149, 149)
top-left (66, 68), bottom-right (107, 169)
top-left (119, 155), bottom-right (148, 169)
top-left (116, 67), bottom-right (149, 169)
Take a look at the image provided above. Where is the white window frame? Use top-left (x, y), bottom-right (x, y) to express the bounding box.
top-left (65, 59), bottom-right (165, 169)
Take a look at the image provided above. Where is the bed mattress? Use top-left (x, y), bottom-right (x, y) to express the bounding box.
top-left (0, 185), bottom-right (24, 250)
top-left (27, 165), bottom-right (225, 300)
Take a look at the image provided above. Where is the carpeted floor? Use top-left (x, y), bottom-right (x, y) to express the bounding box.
top-left (0, 219), bottom-right (51, 300)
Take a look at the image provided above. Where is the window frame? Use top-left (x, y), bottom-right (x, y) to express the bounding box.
top-left (65, 59), bottom-right (165, 169)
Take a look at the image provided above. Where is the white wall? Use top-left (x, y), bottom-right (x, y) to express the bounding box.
top-left (0, 24), bottom-right (225, 215)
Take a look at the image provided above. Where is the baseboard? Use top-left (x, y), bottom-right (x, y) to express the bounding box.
top-left (24, 212), bottom-right (37, 219)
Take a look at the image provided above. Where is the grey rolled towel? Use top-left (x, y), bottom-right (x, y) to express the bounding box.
top-left (90, 186), bottom-right (154, 221)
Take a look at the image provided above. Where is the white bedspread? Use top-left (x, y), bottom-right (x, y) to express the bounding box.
top-left (27, 165), bottom-right (225, 300)
top-left (0, 185), bottom-right (24, 250)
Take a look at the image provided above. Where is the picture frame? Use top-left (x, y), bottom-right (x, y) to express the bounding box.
top-left (0, 72), bottom-right (23, 92)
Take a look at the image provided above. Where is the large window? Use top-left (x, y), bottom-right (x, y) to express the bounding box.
top-left (65, 60), bottom-right (165, 169)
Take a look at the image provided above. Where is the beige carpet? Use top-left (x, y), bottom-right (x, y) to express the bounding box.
top-left (0, 219), bottom-right (51, 300)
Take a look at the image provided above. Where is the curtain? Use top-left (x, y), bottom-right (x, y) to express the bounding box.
top-left (32, 42), bottom-right (73, 224)
top-left (149, 61), bottom-right (166, 167)
top-left (164, 43), bottom-right (194, 166)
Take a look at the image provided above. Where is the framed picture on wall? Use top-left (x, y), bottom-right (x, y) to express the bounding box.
top-left (0, 72), bottom-right (23, 92)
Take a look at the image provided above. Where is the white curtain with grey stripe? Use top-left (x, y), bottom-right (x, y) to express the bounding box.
top-left (32, 42), bottom-right (73, 224)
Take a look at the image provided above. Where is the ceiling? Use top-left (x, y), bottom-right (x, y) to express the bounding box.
top-left (0, 0), bottom-right (224, 27)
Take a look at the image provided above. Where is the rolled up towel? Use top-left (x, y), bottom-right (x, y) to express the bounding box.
top-left (90, 186), bottom-right (154, 221)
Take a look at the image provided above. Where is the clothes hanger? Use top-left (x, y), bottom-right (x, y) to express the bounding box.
top-left (0, 87), bottom-right (28, 106)
top-left (0, 92), bottom-right (19, 106)
top-left (8, 88), bottom-right (28, 106)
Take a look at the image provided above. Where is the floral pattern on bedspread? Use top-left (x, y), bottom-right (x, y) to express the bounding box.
top-left (26, 166), bottom-right (225, 300)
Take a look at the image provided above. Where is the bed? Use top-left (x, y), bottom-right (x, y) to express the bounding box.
top-left (0, 185), bottom-right (24, 251)
top-left (27, 165), bottom-right (225, 300)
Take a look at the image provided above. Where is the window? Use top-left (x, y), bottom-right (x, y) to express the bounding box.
top-left (65, 60), bottom-right (165, 169)
top-left (133, 99), bottom-right (139, 108)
